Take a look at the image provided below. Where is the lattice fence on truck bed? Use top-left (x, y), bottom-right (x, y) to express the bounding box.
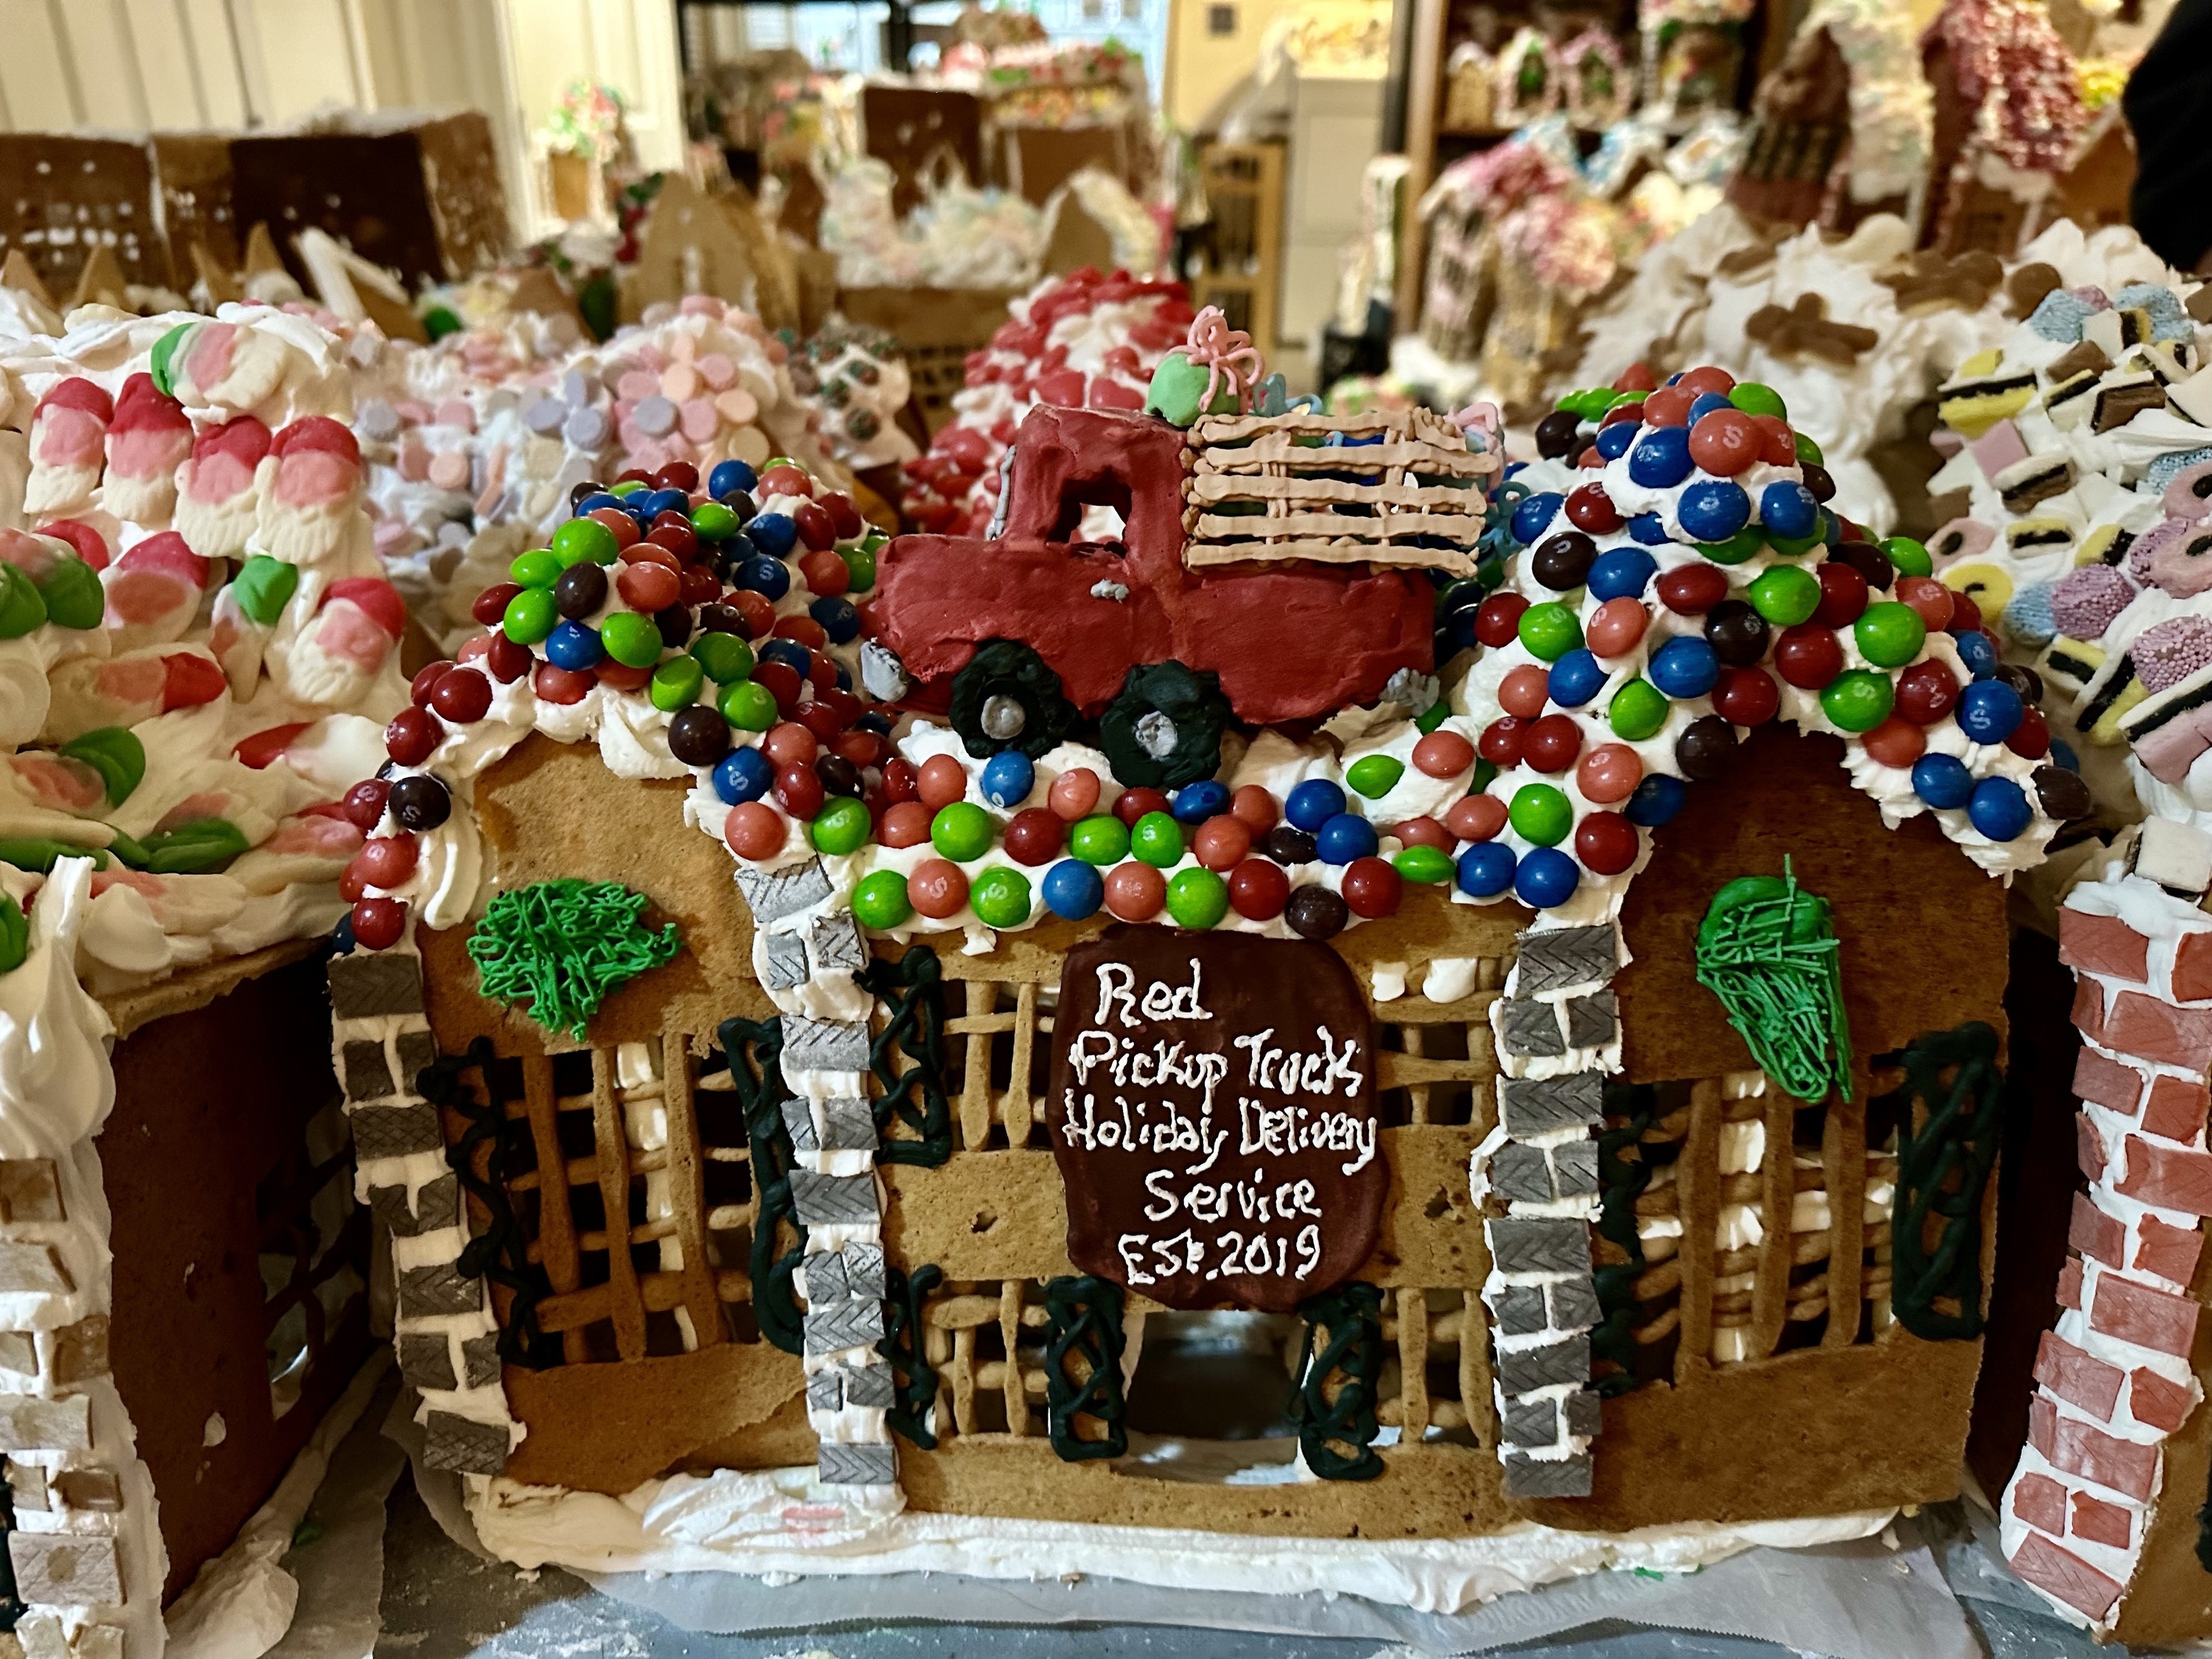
top-left (1180, 408), bottom-right (1489, 575)
top-left (926, 954), bottom-right (1512, 1154)
top-left (1594, 1068), bottom-right (1900, 1388)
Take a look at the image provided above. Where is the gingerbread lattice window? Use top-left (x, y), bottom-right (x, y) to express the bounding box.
top-left (260, 1099), bottom-right (369, 1417)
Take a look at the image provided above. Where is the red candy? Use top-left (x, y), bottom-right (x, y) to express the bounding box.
top-left (1050, 768), bottom-right (1102, 820)
top-left (793, 501), bottom-right (837, 552)
top-left (655, 461), bottom-right (700, 493)
top-left (1686, 408), bottom-right (1761, 476)
top-left (764, 722), bottom-right (819, 767)
top-left (1193, 815), bottom-right (1252, 870)
top-left (1640, 385), bottom-right (1695, 428)
top-left (385, 705), bottom-right (441, 765)
top-left (1340, 856), bottom-right (1402, 919)
top-left (1896, 577), bottom-right (1955, 632)
top-left (1498, 665), bottom-right (1551, 719)
top-left (1573, 810), bottom-right (1639, 875)
top-left (1711, 666), bottom-right (1780, 726)
top-left (1657, 563), bottom-right (1728, 616)
top-left (1676, 366), bottom-right (1736, 396)
top-left (1752, 414), bottom-right (1798, 465)
top-left (759, 464), bottom-right (814, 500)
top-left (773, 762), bottom-right (825, 818)
top-left (1478, 716), bottom-right (1526, 767)
top-left (410, 661), bottom-right (453, 708)
top-left (1004, 807), bottom-right (1065, 866)
top-left (1586, 597), bottom-right (1648, 658)
top-left (1443, 793), bottom-right (1508, 841)
top-left (1863, 716), bottom-right (1925, 768)
top-left (339, 779), bottom-right (391, 831)
top-left (1392, 816), bottom-right (1453, 850)
top-left (880, 801), bottom-right (932, 847)
top-left (1105, 861), bottom-right (1165, 921)
top-left (883, 758), bottom-right (919, 804)
top-left (819, 493), bottom-right (864, 538)
top-left (1230, 784), bottom-right (1279, 832)
top-left (1412, 729), bottom-right (1476, 779)
top-left (1613, 362), bottom-right (1657, 393)
top-left (800, 702), bottom-right (846, 744)
top-left (617, 562), bottom-right (681, 613)
top-left (775, 614), bottom-right (830, 649)
top-left (1575, 744), bottom-right (1641, 804)
top-left (353, 835), bottom-right (419, 891)
top-left (1895, 658), bottom-right (1959, 725)
top-left (1565, 482), bottom-right (1622, 534)
top-left (918, 754), bottom-right (967, 810)
top-left (1949, 593), bottom-right (1985, 635)
top-left (1522, 714), bottom-right (1582, 773)
top-left (472, 582), bottom-right (521, 627)
top-left (799, 550), bottom-right (851, 597)
top-left (588, 507), bottom-right (640, 548)
top-left (725, 802), bottom-right (785, 860)
top-left (730, 591), bottom-right (778, 637)
top-left (486, 633), bottom-right (533, 684)
top-left (1113, 787), bottom-right (1171, 826)
top-left (2007, 706), bottom-right (2052, 759)
top-left (1813, 561), bottom-right (1869, 628)
top-left (1773, 625), bottom-right (1843, 689)
top-left (1228, 858), bottom-right (1290, 919)
top-left (833, 729), bottom-right (886, 768)
top-left (751, 660), bottom-right (804, 715)
top-left (429, 666), bottom-right (492, 724)
top-left (349, 897), bottom-right (408, 951)
top-left (1474, 593), bottom-right (1529, 647)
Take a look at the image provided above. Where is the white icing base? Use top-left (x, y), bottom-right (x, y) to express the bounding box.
top-left (469, 1467), bottom-right (1893, 1614)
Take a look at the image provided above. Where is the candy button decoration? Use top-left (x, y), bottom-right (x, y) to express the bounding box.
top-left (1628, 425), bottom-right (1694, 489)
top-left (1171, 779), bottom-right (1231, 823)
top-left (1285, 779), bottom-right (1346, 832)
top-left (1457, 841), bottom-right (1517, 897)
top-left (1316, 813), bottom-right (1379, 864)
top-left (1514, 846), bottom-right (1580, 908)
top-left (981, 749), bottom-right (1035, 807)
top-left (1854, 602), bottom-right (1926, 669)
top-left (1587, 547), bottom-right (1658, 601)
top-left (1912, 753), bottom-right (1974, 810)
top-left (1648, 636), bottom-right (1719, 699)
top-left (932, 801), bottom-right (995, 860)
top-left (1747, 565), bottom-right (1820, 627)
top-left (713, 747), bottom-right (774, 805)
top-left (1758, 481), bottom-right (1819, 540)
top-left (853, 869), bottom-right (914, 929)
top-left (1346, 754), bottom-right (1405, 799)
top-left (1955, 678), bottom-right (2024, 744)
top-left (1548, 647), bottom-right (1608, 707)
top-left (1043, 858), bottom-right (1105, 920)
top-left (1677, 480), bottom-right (1752, 543)
top-left (1966, 776), bottom-right (2034, 841)
top-left (1508, 782), bottom-right (1572, 846)
top-left (1608, 678), bottom-right (1669, 742)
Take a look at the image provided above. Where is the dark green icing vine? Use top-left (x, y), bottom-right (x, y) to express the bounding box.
top-left (1589, 1082), bottom-right (1669, 1396)
top-left (877, 1263), bottom-right (945, 1448)
top-left (1882, 1020), bottom-right (2005, 1341)
top-left (425, 1039), bottom-right (561, 1368)
top-left (1290, 1282), bottom-right (1385, 1480)
top-left (857, 947), bottom-right (953, 1166)
top-left (714, 1015), bottom-right (809, 1354)
top-left (1041, 1275), bottom-right (1128, 1461)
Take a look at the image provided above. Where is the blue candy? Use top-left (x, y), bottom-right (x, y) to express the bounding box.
top-left (640, 487), bottom-right (691, 522)
top-left (1514, 846), bottom-right (1581, 908)
top-left (748, 512), bottom-right (799, 559)
top-left (2049, 738), bottom-right (2081, 773)
top-left (1316, 813), bottom-right (1379, 865)
top-left (1687, 392), bottom-right (1733, 422)
top-left (981, 749), bottom-right (1035, 807)
top-left (1456, 841), bottom-right (1517, 897)
top-left (575, 492), bottom-right (623, 517)
top-left (1953, 628), bottom-right (1999, 678)
top-left (1285, 779), bottom-right (1346, 832)
top-left (809, 595), bottom-right (859, 643)
top-left (1626, 774), bottom-right (1686, 826)
top-left (544, 619), bottom-right (602, 670)
top-left (1627, 513), bottom-right (1670, 545)
top-left (1628, 427), bottom-right (1693, 489)
top-left (1967, 776), bottom-right (2033, 841)
top-left (1955, 679), bottom-right (2024, 745)
top-left (1447, 608), bottom-right (1483, 653)
top-left (1911, 753), bottom-right (1974, 810)
top-left (1042, 858), bottom-right (1105, 920)
top-left (1588, 547), bottom-right (1658, 601)
top-left (1758, 481), bottom-right (1820, 539)
top-left (757, 638), bottom-right (813, 674)
top-left (1593, 421), bottom-right (1639, 461)
top-left (734, 553), bottom-right (790, 599)
top-left (712, 746), bottom-right (775, 805)
top-left (1677, 479), bottom-right (1751, 542)
top-left (1648, 635), bottom-right (1720, 699)
top-left (708, 459), bottom-right (758, 499)
top-left (1547, 648), bottom-right (1608, 708)
top-left (1511, 492), bottom-right (1563, 545)
top-left (1171, 780), bottom-right (1231, 823)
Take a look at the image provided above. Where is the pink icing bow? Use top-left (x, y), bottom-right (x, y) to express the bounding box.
top-left (1450, 400), bottom-right (1503, 453)
top-left (1183, 307), bottom-right (1265, 415)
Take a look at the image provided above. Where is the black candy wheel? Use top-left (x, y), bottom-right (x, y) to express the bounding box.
top-left (947, 639), bottom-right (1079, 759)
top-left (1099, 661), bottom-right (1231, 790)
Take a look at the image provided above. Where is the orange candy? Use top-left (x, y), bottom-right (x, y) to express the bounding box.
top-left (917, 754), bottom-right (968, 810)
top-left (1498, 665), bottom-right (1551, 718)
top-left (723, 802), bottom-right (785, 860)
top-left (909, 858), bottom-right (970, 918)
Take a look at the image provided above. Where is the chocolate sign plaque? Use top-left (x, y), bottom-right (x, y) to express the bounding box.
top-left (1046, 926), bottom-right (1387, 1312)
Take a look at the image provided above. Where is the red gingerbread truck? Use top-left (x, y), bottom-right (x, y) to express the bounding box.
top-left (860, 403), bottom-right (1492, 787)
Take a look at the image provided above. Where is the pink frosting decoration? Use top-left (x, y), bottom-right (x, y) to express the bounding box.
top-left (2052, 563), bottom-right (2137, 639)
top-left (1182, 307), bottom-right (1265, 415)
top-left (2134, 615), bottom-right (2212, 692)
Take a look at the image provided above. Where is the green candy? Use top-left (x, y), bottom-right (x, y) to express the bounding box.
top-left (1559, 389), bottom-right (1612, 420)
top-left (38, 554), bottom-right (104, 630)
top-left (931, 801), bottom-right (994, 862)
top-left (0, 892), bottom-right (24, 975)
top-left (105, 831), bottom-right (149, 869)
top-left (1699, 528), bottom-right (1764, 566)
top-left (1820, 669), bottom-right (1894, 732)
top-left (1794, 433), bottom-right (1824, 465)
top-left (1394, 845), bottom-right (1455, 884)
top-left (1748, 565), bottom-right (1820, 627)
top-left (1768, 525), bottom-right (1829, 558)
top-left (1608, 678), bottom-right (1669, 742)
top-left (150, 323), bottom-right (193, 400)
top-left (0, 838), bottom-right (106, 873)
top-left (649, 656), bottom-right (705, 712)
top-left (552, 517), bottom-right (619, 567)
top-left (1416, 700), bottom-right (1451, 735)
top-left (1854, 602), bottom-right (1926, 669)
top-left (1165, 866), bottom-right (1228, 928)
top-left (691, 632), bottom-right (754, 684)
top-left (599, 611), bottom-right (663, 669)
top-left (1729, 383), bottom-right (1787, 419)
top-left (231, 554), bottom-right (299, 628)
top-left (1605, 389), bottom-right (1646, 411)
top-left (1472, 758), bottom-right (1498, 793)
top-left (1068, 814), bottom-right (1130, 866)
top-left (503, 586), bottom-right (557, 644)
top-left (1130, 810), bottom-right (1185, 868)
top-left (718, 679), bottom-right (778, 730)
top-left (689, 501), bottom-right (740, 542)
top-left (1518, 601), bottom-right (1582, 661)
top-left (762, 456), bottom-right (798, 473)
top-left (0, 566), bottom-right (46, 639)
top-left (608, 479), bottom-right (646, 498)
top-left (970, 866), bottom-right (1033, 928)
top-left (61, 728), bottom-right (145, 805)
top-left (840, 542), bottom-right (877, 592)
top-left (810, 798), bottom-right (872, 855)
top-left (1509, 782), bottom-right (1573, 846)
top-left (1882, 535), bottom-right (1934, 579)
top-left (1346, 754), bottom-right (1405, 799)
top-left (510, 549), bottom-right (563, 589)
top-left (140, 817), bottom-right (248, 874)
top-left (422, 305), bottom-right (465, 341)
top-left (852, 869), bottom-right (913, 930)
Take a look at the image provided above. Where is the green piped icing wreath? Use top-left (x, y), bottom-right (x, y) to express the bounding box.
top-left (1692, 861), bottom-right (1852, 1104)
top-left (467, 880), bottom-right (681, 1039)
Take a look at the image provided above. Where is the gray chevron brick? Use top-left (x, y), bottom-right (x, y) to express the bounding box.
top-left (808, 910), bottom-right (868, 974)
top-left (736, 859), bottom-right (833, 925)
top-left (352, 1103), bottom-right (444, 1161)
top-left (807, 1251), bottom-right (852, 1302)
top-left (341, 1039), bottom-right (393, 1100)
top-left (371, 1181), bottom-right (448, 1237)
top-left (398, 1263), bottom-right (484, 1318)
top-left (838, 1242), bottom-right (886, 1299)
top-left (1548, 1276), bottom-right (1601, 1330)
top-left (1503, 1450), bottom-right (1592, 1498)
top-left (844, 1363), bottom-right (894, 1408)
top-left (1501, 1395), bottom-right (1558, 1446)
top-left (1513, 925), bottom-right (1618, 995)
top-left (329, 952), bottom-right (422, 1018)
top-left (1495, 1335), bottom-right (1590, 1394)
top-left (1498, 1072), bottom-right (1603, 1138)
top-left (807, 1368), bottom-right (845, 1412)
top-left (784, 1017), bottom-right (869, 1074)
top-left (1498, 998), bottom-right (1563, 1057)
top-left (816, 1441), bottom-right (897, 1485)
top-left (1565, 992), bottom-right (1618, 1050)
top-left (422, 1412), bottom-right (507, 1475)
top-left (818, 1095), bottom-right (877, 1150)
top-left (394, 1028), bottom-right (439, 1093)
top-left (804, 1298), bottom-right (888, 1354)
top-left (1489, 1144), bottom-right (1555, 1203)
top-left (787, 1169), bottom-right (877, 1226)
top-left (1489, 1283), bottom-right (1546, 1335)
top-left (764, 931), bottom-right (810, 990)
top-left (1564, 1389), bottom-right (1601, 1438)
top-left (1487, 1217), bottom-right (1590, 1276)
top-left (779, 1094), bottom-right (821, 1152)
top-left (461, 1335), bottom-right (501, 1389)
top-left (400, 1334), bottom-right (456, 1392)
top-left (1552, 1141), bottom-right (1599, 1197)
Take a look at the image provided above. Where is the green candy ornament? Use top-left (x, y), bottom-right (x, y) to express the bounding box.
top-left (60, 728), bottom-right (145, 805)
top-left (231, 554), bottom-right (299, 629)
top-left (0, 566), bottom-right (46, 639)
